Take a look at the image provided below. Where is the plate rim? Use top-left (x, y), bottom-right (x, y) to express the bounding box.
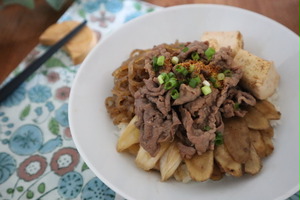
top-left (69, 4), bottom-right (299, 200)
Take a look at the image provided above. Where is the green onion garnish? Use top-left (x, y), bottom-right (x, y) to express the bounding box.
top-left (171, 89), bottom-right (180, 99)
top-left (175, 65), bottom-right (188, 76)
top-left (168, 72), bottom-right (175, 78)
top-left (189, 76), bottom-right (201, 88)
top-left (213, 81), bottom-right (222, 88)
top-left (171, 56), bottom-right (179, 65)
top-left (215, 131), bottom-right (223, 146)
top-left (157, 56), bottom-right (165, 66)
top-left (175, 65), bottom-right (183, 72)
top-left (152, 56), bottom-right (159, 72)
top-left (203, 125), bottom-right (211, 131)
top-left (209, 76), bottom-right (216, 83)
top-left (164, 77), bottom-right (178, 90)
top-left (233, 103), bottom-right (240, 110)
top-left (223, 69), bottom-right (232, 77)
top-left (204, 47), bottom-right (215, 61)
top-left (189, 64), bottom-right (195, 72)
top-left (201, 85), bottom-right (212, 95)
top-left (217, 73), bottom-right (225, 80)
top-left (153, 56), bottom-right (158, 65)
top-left (182, 47), bottom-right (189, 52)
top-left (191, 52), bottom-right (200, 61)
top-left (157, 73), bottom-right (168, 84)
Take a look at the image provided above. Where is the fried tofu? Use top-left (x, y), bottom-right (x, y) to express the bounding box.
top-left (39, 21), bottom-right (97, 65)
top-left (233, 49), bottom-right (280, 100)
top-left (201, 31), bottom-right (280, 100)
top-left (201, 31), bottom-right (243, 56)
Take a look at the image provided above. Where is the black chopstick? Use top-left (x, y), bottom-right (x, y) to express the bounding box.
top-left (0, 20), bottom-right (87, 104)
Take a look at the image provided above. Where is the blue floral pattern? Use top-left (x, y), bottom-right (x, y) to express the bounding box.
top-left (39, 136), bottom-right (63, 154)
top-left (58, 171), bottom-right (83, 199)
top-left (28, 85), bottom-right (52, 103)
top-left (83, 1), bottom-right (101, 13)
top-left (9, 124), bottom-right (43, 155)
top-left (82, 177), bottom-right (115, 200)
top-left (0, 152), bottom-right (16, 184)
top-left (45, 101), bottom-right (55, 112)
top-left (83, 0), bottom-right (123, 14)
top-left (55, 103), bottom-right (69, 127)
top-left (0, 1), bottom-right (158, 199)
top-left (105, 0), bottom-right (123, 13)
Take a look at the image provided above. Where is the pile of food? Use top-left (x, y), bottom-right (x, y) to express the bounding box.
top-left (105, 31), bottom-right (281, 182)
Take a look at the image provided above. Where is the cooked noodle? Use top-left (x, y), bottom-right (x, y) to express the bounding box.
top-left (105, 43), bottom-right (182, 125)
top-left (105, 49), bottom-right (147, 124)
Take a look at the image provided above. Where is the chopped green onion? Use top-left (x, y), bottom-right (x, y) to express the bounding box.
top-left (215, 131), bottom-right (223, 146)
top-left (157, 73), bottom-right (168, 84)
top-left (201, 85), bottom-right (212, 95)
top-left (191, 52), bottom-right (200, 61)
top-left (157, 56), bottom-right (165, 66)
top-left (164, 77), bottom-right (178, 90)
top-left (171, 89), bottom-right (180, 99)
top-left (217, 73), bottom-right (225, 80)
top-left (204, 47), bottom-right (215, 61)
top-left (223, 69), bottom-right (232, 77)
top-left (203, 125), bottom-right (211, 131)
top-left (189, 76), bottom-right (201, 88)
top-left (233, 103), bottom-right (240, 110)
top-left (183, 69), bottom-right (189, 76)
top-left (182, 47), bottom-right (189, 52)
top-left (209, 76), bottom-right (216, 83)
top-left (213, 81), bottom-right (222, 88)
top-left (152, 56), bottom-right (159, 72)
top-left (175, 65), bottom-right (189, 76)
top-left (153, 56), bottom-right (158, 65)
top-left (171, 56), bottom-right (179, 64)
top-left (175, 65), bottom-right (184, 72)
top-left (168, 72), bottom-right (175, 78)
top-left (189, 64), bottom-right (195, 72)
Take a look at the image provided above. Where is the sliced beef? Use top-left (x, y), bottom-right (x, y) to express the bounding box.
top-left (138, 108), bottom-right (181, 156)
top-left (211, 47), bottom-right (233, 68)
top-left (231, 88), bottom-right (256, 106)
top-left (140, 103), bottom-right (164, 156)
top-left (133, 42), bottom-right (257, 159)
top-left (142, 77), bottom-right (166, 96)
top-left (184, 88), bottom-right (219, 118)
top-left (215, 111), bottom-right (224, 133)
top-left (147, 91), bottom-right (171, 116)
top-left (179, 107), bottom-right (216, 155)
top-left (220, 88), bottom-right (256, 118)
top-left (177, 142), bottom-right (196, 159)
top-left (221, 99), bottom-right (246, 118)
top-left (178, 41), bottom-right (209, 61)
top-left (134, 78), bottom-right (181, 156)
top-left (173, 84), bottom-right (201, 105)
top-left (144, 44), bottom-right (174, 78)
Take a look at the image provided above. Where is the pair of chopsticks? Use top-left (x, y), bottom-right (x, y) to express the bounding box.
top-left (0, 20), bottom-right (87, 104)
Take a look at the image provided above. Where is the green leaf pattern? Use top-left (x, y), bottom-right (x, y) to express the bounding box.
top-left (48, 118), bottom-right (60, 135)
top-left (19, 105), bottom-right (31, 120)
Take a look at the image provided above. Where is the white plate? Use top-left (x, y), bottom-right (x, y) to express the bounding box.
top-left (69, 4), bottom-right (299, 200)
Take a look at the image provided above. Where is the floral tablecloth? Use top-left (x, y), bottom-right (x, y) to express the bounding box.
top-left (0, 1), bottom-right (298, 200)
top-left (0, 1), bottom-right (159, 199)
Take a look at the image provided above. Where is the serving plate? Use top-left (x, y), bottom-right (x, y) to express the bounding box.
top-left (69, 4), bottom-right (299, 200)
